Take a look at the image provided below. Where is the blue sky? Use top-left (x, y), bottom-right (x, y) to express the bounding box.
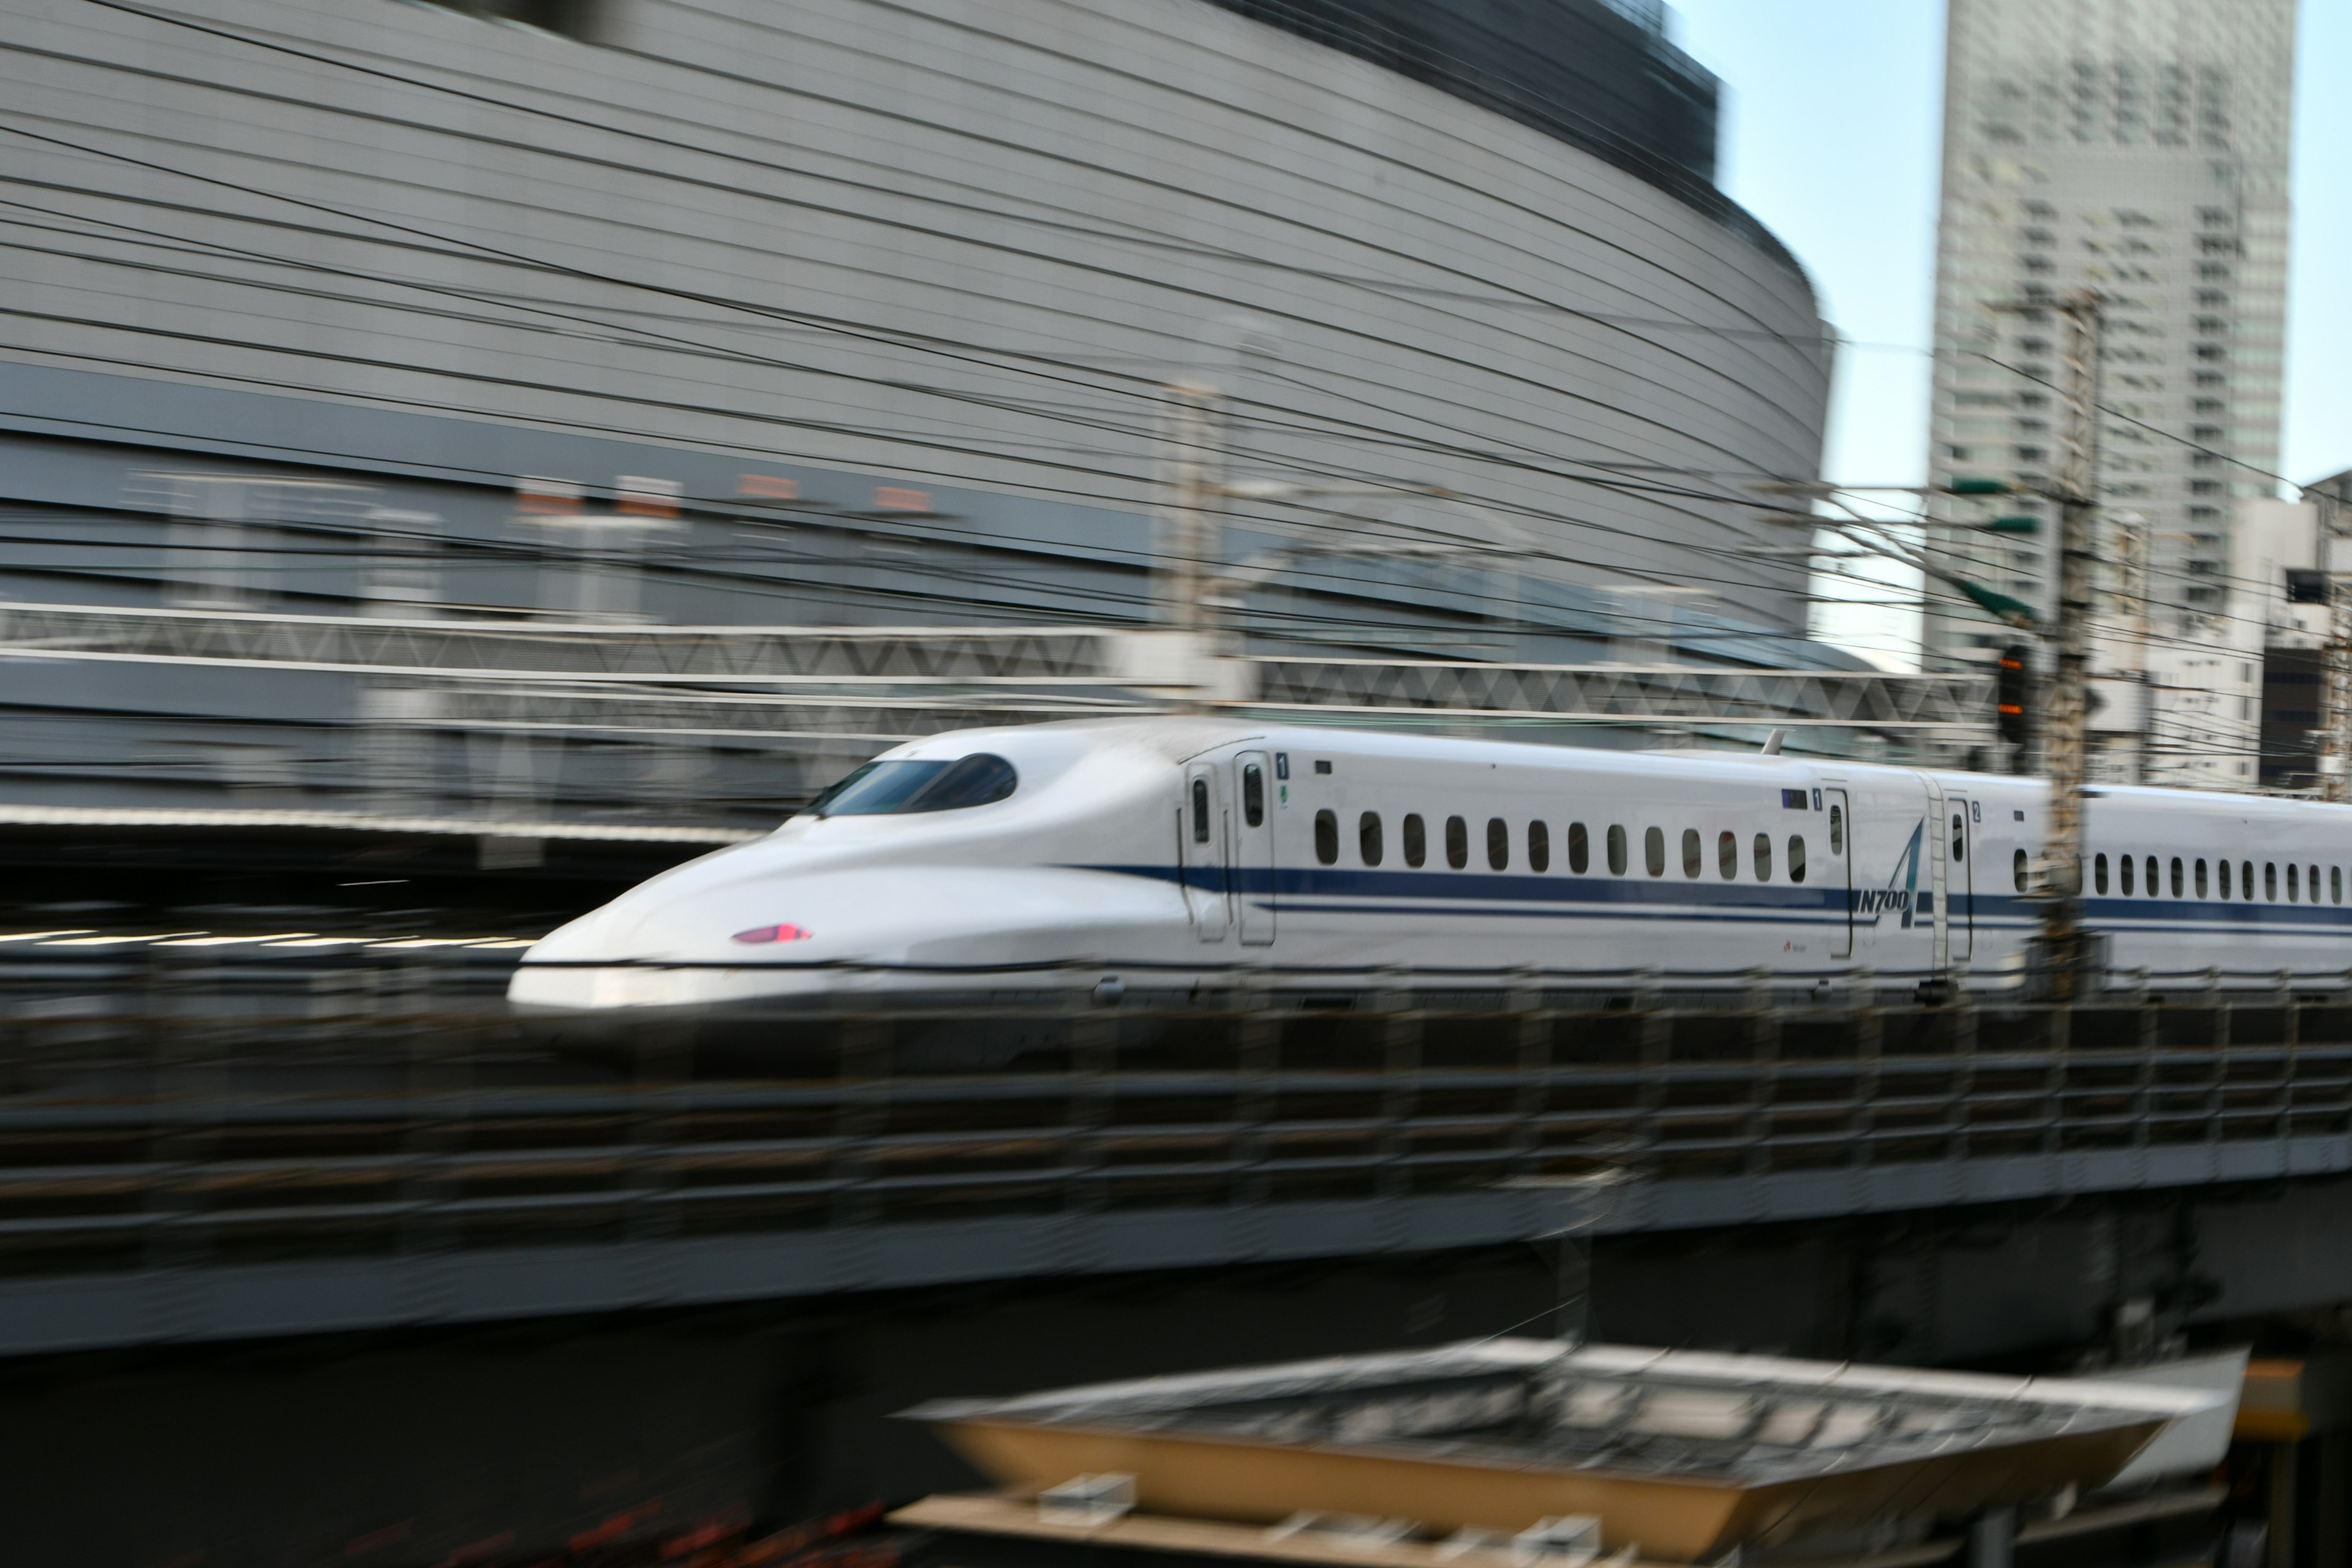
top-left (1668, 0), bottom-right (2349, 665)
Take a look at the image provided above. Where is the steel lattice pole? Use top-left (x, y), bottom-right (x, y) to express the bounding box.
top-left (2040, 292), bottom-right (2105, 996)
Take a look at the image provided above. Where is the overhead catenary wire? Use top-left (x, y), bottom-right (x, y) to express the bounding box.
top-left (2, 9), bottom-right (1828, 478)
top-left (9, 0), bottom-right (2323, 700)
top-left (20, 0), bottom-right (2313, 513)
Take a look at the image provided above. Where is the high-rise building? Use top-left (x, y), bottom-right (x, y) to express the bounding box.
top-left (1922, 0), bottom-right (2296, 785)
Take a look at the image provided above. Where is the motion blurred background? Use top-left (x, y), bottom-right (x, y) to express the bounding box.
top-left (1, 2), bottom-right (2348, 1564)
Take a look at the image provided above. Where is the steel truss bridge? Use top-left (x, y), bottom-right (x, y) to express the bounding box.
top-left (0, 946), bottom-right (2345, 1357)
top-left (0, 597), bottom-right (1994, 827)
top-left (0, 602), bottom-right (1995, 827)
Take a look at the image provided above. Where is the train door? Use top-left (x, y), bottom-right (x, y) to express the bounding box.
top-left (1923, 782), bottom-right (1951, 974)
top-left (1232, 752), bottom-right (1276, 946)
top-left (1825, 786), bottom-right (1853, 959)
top-left (1181, 761), bottom-right (1230, 942)
top-left (1943, 793), bottom-right (1976, 963)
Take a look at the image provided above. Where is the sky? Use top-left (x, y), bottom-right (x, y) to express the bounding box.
top-left (1668, 0), bottom-right (2352, 668)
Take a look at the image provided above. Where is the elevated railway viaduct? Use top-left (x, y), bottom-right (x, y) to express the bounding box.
top-left (3, 947), bottom-right (2351, 1562)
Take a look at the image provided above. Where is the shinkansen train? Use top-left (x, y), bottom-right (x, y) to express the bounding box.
top-left (507, 718), bottom-right (2352, 1012)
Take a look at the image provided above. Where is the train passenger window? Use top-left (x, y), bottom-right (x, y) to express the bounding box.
top-left (1446, 816), bottom-right (1469, 870)
top-left (2335, 867), bottom-right (2344, 905)
top-left (2145, 858), bottom-right (2158, 897)
top-left (1645, 826), bottom-right (1665, 877)
top-left (2196, 859), bottom-right (2208, 899)
top-left (1192, 778), bottom-right (1211, 843)
top-left (2119, 854), bottom-right (2134, 896)
top-left (1569, 822), bottom-right (1589, 874)
top-left (1788, 835), bottom-right (1806, 883)
top-left (1754, 832), bottom-right (1772, 881)
top-left (2244, 861), bottom-right (2255, 901)
top-left (2171, 858), bottom-right (2184, 898)
top-left (1314, 809), bottom-right (1338, 866)
top-left (2266, 862), bottom-right (2278, 901)
top-left (1360, 812), bottom-right (1383, 867)
top-left (2095, 854), bottom-right (2109, 894)
top-left (1717, 831), bottom-right (1738, 880)
top-left (1487, 818), bottom-right (1510, 872)
top-left (2219, 861), bottom-right (2232, 900)
top-left (1528, 820), bottom-right (1550, 873)
top-left (2288, 864), bottom-right (2300, 902)
top-left (1681, 828), bottom-right (1702, 878)
top-left (2312, 866), bottom-right (2323, 903)
top-left (1829, 804), bottom-right (1844, 856)
top-left (1242, 764), bottom-right (1265, 827)
top-left (1608, 824), bottom-right (1628, 876)
top-left (2013, 848), bottom-right (2028, 892)
top-left (1403, 814), bottom-right (1427, 868)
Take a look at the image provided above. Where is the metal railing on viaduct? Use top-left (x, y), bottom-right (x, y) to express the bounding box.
top-left (1, 949), bottom-right (2348, 1357)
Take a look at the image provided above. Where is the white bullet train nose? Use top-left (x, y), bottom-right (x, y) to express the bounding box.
top-left (507, 844), bottom-right (1189, 1012)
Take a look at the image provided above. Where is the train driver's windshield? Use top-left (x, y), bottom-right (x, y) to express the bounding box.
top-left (802, 753), bottom-right (1019, 816)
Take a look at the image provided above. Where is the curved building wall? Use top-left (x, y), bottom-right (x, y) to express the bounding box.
top-left (1207, 0), bottom-right (1728, 230)
top-left (0, 0), bottom-right (1831, 638)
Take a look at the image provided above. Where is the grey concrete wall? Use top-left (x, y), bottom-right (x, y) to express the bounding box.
top-left (0, 0), bottom-right (1831, 636)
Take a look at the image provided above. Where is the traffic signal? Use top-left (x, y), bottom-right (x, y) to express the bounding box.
top-left (1996, 644), bottom-right (2030, 746)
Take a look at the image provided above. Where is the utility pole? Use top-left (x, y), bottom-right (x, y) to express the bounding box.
top-left (2038, 291), bottom-right (2105, 994)
top-left (1156, 380), bottom-right (1226, 641)
top-left (2114, 510), bottom-right (2152, 786)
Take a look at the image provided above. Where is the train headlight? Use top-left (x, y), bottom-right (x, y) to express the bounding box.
top-left (732, 923), bottom-right (814, 944)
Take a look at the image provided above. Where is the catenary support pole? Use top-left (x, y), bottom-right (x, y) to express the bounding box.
top-left (1157, 381), bottom-right (1226, 642)
top-left (2040, 292), bottom-right (2104, 997)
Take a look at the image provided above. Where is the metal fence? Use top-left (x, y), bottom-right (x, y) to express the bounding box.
top-left (4, 951), bottom-right (2350, 1280)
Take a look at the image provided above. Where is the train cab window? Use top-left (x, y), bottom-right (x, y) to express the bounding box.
top-left (1314, 809), bottom-right (1338, 865)
top-left (1608, 824), bottom-right (1629, 876)
top-left (1569, 822), bottom-right (1590, 874)
top-left (1788, 835), bottom-right (1807, 883)
top-left (1242, 764), bottom-right (1265, 827)
top-left (1487, 818), bottom-right (1510, 872)
top-left (1403, 813), bottom-right (1427, 868)
top-left (1528, 820), bottom-right (1550, 873)
top-left (2013, 848), bottom-right (2029, 892)
top-left (1359, 812), bottom-right (1383, 867)
top-left (2288, 864), bottom-right (2300, 902)
top-left (1446, 816), bottom-right (1469, 870)
top-left (2196, 859), bottom-right (2209, 899)
top-left (2120, 854), bottom-right (2134, 896)
top-left (2266, 862), bottom-right (2278, 901)
top-left (2095, 854), bottom-right (2109, 894)
top-left (810, 752), bottom-right (1018, 816)
top-left (1753, 832), bottom-right (1773, 881)
top-left (1191, 778), bottom-right (1211, 843)
top-left (1644, 826), bottom-right (1665, 877)
top-left (1717, 831), bottom-right (1738, 880)
top-left (1828, 805), bottom-right (1844, 856)
top-left (2171, 858), bottom-right (2184, 898)
top-left (1680, 828), bottom-right (1702, 878)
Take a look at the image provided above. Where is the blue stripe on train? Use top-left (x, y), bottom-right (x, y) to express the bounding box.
top-left (1074, 864), bottom-right (2352, 935)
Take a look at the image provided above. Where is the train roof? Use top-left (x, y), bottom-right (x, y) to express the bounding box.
top-left (887, 719), bottom-right (2352, 819)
